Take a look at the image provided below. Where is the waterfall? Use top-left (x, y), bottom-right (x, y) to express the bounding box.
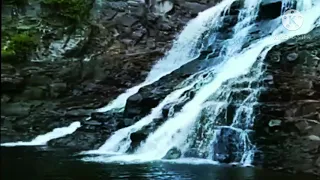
top-left (82, 0), bottom-right (320, 164)
top-left (0, 0), bottom-right (230, 147)
top-left (81, 0), bottom-right (238, 155)
top-left (97, 0), bottom-right (237, 112)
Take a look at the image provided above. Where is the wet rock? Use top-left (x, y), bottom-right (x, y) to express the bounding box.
top-left (268, 119), bottom-right (282, 127)
top-left (1, 73), bottom-right (25, 93)
top-left (152, 0), bottom-right (174, 16)
top-left (294, 121), bottom-right (310, 135)
top-left (125, 90), bottom-right (163, 118)
top-left (65, 109), bottom-right (91, 118)
top-left (105, 1), bottom-right (128, 12)
top-left (307, 135), bottom-right (320, 141)
top-left (48, 130), bottom-right (110, 150)
top-left (257, 28), bottom-right (320, 176)
top-left (1, 95), bottom-right (11, 104)
top-left (316, 157), bottom-right (320, 167)
top-left (116, 15), bottom-right (139, 27)
top-left (257, 1), bottom-right (282, 20)
top-left (1, 102), bottom-right (33, 117)
top-left (222, 15), bottom-right (239, 27)
top-left (90, 111), bottom-right (123, 124)
top-left (82, 120), bottom-right (102, 126)
top-left (102, 9), bottom-right (117, 21)
top-left (129, 131), bottom-right (148, 151)
top-left (162, 103), bottom-right (173, 118)
top-left (286, 52), bottom-right (299, 62)
top-left (1, 63), bottom-right (16, 74)
top-left (125, 93), bottom-right (143, 117)
top-left (184, 148), bottom-right (202, 158)
top-left (20, 86), bottom-right (47, 100)
top-left (222, 1), bottom-right (241, 16)
top-left (118, 118), bottom-right (136, 129)
top-left (26, 75), bottom-right (51, 86)
top-left (163, 147), bottom-right (182, 159)
top-left (49, 83), bottom-right (67, 98)
top-left (212, 128), bottom-right (240, 163)
top-left (128, 1), bottom-right (146, 18)
top-left (182, 2), bottom-right (208, 17)
top-left (129, 118), bottom-right (165, 151)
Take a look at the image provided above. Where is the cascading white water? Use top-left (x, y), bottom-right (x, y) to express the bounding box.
top-left (1, 122), bottom-right (81, 147)
top-left (136, 2), bottom-right (320, 163)
top-left (83, 84), bottom-right (194, 155)
top-left (0, 0), bottom-right (232, 147)
top-left (97, 0), bottom-right (237, 112)
top-left (81, 0), bottom-right (239, 155)
top-left (132, 0), bottom-right (265, 162)
top-left (82, 0), bottom-right (320, 164)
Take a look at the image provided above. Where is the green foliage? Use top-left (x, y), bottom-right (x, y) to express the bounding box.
top-left (42, 0), bottom-right (92, 23)
top-left (1, 48), bottom-right (16, 62)
top-left (11, 33), bottom-right (37, 52)
top-left (1, 33), bottom-right (38, 63)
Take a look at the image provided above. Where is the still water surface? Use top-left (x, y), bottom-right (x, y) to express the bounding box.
top-left (1, 147), bottom-right (318, 180)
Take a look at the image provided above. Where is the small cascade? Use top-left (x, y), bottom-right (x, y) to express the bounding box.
top-left (1, 122), bottom-right (80, 147)
top-left (83, 85), bottom-right (194, 155)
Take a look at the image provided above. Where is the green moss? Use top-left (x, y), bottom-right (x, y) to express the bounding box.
top-left (10, 33), bottom-right (37, 54)
top-left (1, 33), bottom-right (38, 63)
top-left (42, 0), bottom-right (92, 23)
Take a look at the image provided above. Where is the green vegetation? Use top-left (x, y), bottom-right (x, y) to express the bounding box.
top-left (1, 33), bottom-right (38, 63)
top-left (42, 0), bottom-right (92, 24)
top-left (1, 48), bottom-right (16, 62)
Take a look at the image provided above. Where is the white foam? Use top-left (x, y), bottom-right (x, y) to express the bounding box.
top-left (1, 122), bottom-right (81, 147)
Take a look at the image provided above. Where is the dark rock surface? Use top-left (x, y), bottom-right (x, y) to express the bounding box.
top-left (163, 147), bottom-right (182, 159)
top-left (254, 28), bottom-right (320, 176)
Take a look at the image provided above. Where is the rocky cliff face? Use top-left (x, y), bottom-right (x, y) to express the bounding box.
top-left (254, 28), bottom-right (320, 176)
top-left (1, 0), bottom-right (217, 144)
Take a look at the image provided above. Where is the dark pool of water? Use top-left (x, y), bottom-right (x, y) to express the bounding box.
top-left (1, 147), bottom-right (319, 180)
